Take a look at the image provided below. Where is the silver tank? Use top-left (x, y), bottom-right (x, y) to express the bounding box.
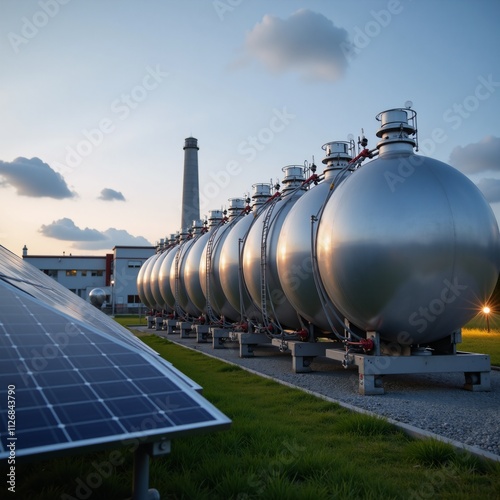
top-left (317, 108), bottom-right (500, 344)
top-left (137, 253), bottom-right (154, 309)
top-left (219, 184), bottom-right (272, 321)
top-left (242, 166), bottom-right (307, 329)
top-left (150, 234), bottom-right (177, 309)
top-left (158, 235), bottom-right (181, 310)
top-left (184, 210), bottom-right (225, 314)
top-left (140, 239), bottom-right (166, 310)
top-left (277, 142), bottom-right (353, 332)
top-left (172, 220), bottom-right (205, 316)
top-left (200, 198), bottom-right (246, 321)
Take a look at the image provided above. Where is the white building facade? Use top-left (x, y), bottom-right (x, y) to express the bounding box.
top-left (22, 245), bottom-right (155, 313)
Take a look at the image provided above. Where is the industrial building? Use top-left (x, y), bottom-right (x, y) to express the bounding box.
top-left (22, 244), bottom-right (155, 313)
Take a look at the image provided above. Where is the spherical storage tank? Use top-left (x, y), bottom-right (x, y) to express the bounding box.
top-left (183, 210), bottom-right (225, 314)
top-left (317, 108), bottom-right (500, 344)
top-left (171, 220), bottom-right (205, 316)
top-left (219, 184), bottom-right (272, 321)
top-left (199, 198), bottom-right (246, 321)
top-left (277, 142), bottom-right (353, 333)
top-left (150, 234), bottom-right (177, 310)
top-left (137, 238), bottom-right (167, 309)
top-left (242, 166), bottom-right (307, 329)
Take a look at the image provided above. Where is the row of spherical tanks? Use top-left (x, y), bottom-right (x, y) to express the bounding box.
top-left (137, 107), bottom-right (500, 346)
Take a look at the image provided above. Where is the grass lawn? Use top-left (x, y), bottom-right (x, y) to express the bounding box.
top-left (4, 335), bottom-right (499, 499)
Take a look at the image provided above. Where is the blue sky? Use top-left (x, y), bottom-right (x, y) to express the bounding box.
top-left (1, 0), bottom-right (499, 256)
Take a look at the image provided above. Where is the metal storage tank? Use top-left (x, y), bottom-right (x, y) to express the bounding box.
top-left (277, 142), bottom-right (354, 333)
top-left (172, 220), bottom-right (205, 316)
top-left (317, 107), bottom-right (500, 344)
top-left (219, 184), bottom-right (272, 321)
top-left (137, 252), bottom-right (154, 309)
top-left (242, 166), bottom-right (307, 330)
top-left (139, 239), bottom-right (165, 310)
top-left (199, 198), bottom-right (246, 322)
top-left (158, 234), bottom-right (181, 310)
top-left (183, 210), bottom-right (225, 314)
top-left (150, 234), bottom-right (177, 309)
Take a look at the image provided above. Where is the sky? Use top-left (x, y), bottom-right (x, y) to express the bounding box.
top-left (1, 0), bottom-right (499, 257)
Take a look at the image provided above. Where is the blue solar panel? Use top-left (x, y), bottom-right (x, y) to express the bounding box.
top-left (0, 248), bottom-right (230, 460)
top-left (0, 245), bottom-right (156, 356)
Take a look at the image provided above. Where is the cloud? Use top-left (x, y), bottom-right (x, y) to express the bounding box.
top-left (242, 9), bottom-right (352, 81)
top-left (475, 177), bottom-right (500, 204)
top-left (449, 136), bottom-right (500, 174)
top-left (0, 157), bottom-right (75, 198)
top-left (39, 218), bottom-right (152, 249)
top-left (98, 188), bottom-right (125, 201)
top-left (40, 218), bottom-right (104, 241)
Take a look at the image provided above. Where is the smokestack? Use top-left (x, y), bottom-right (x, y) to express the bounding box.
top-left (181, 137), bottom-right (200, 230)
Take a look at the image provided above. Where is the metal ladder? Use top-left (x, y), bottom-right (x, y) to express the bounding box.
top-left (173, 245), bottom-right (186, 318)
top-left (259, 198), bottom-right (280, 331)
top-left (205, 224), bottom-right (224, 324)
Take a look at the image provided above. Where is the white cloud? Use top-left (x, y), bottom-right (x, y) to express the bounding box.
top-left (449, 136), bottom-right (500, 175)
top-left (0, 157), bottom-right (75, 198)
top-left (242, 9), bottom-right (352, 81)
top-left (476, 177), bottom-right (500, 204)
top-left (98, 188), bottom-right (126, 201)
top-left (39, 218), bottom-right (152, 249)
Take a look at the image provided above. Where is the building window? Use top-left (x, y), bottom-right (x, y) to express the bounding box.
top-left (66, 270), bottom-right (77, 277)
top-left (128, 261), bottom-right (142, 268)
top-left (81, 270), bottom-right (87, 277)
top-left (128, 295), bottom-right (141, 304)
top-left (42, 270), bottom-right (58, 278)
top-left (91, 270), bottom-right (103, 277)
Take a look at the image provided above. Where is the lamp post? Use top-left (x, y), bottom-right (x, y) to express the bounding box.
top-left (483, 306), bottom-right (491, 332)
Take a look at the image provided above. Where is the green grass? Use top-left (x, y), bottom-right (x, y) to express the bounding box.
top-left (4, 335), bottom-right (499, 499)
top-left (112, 313), bottom-right (146, 327)
top-left (461, 328), bottom-right (500, 366)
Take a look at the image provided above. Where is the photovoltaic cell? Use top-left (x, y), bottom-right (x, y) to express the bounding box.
top-left (0, 247), bottom-right (230, 460)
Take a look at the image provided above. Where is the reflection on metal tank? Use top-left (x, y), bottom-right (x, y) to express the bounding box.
top-left (200, 198), bottom-right (246, 321)
top-left (219, 184), bottom-right (272, 321)
top-left (242, 166), bottom-right (307, 329)
top-left (172, 220), bottom-right (205, 316)
top-left (158, 235), bottom-right (180, 309)
top-left (317, 108), bottom-right (500, 344)
top-left (137, 253), bottom-right (154, 309)
top-left (184, 210), bottom-right (225, 313)
top-left (150, 234), bottom-right (177, 309)
top-left (141, 239), bottom-right (166, 309)
top-left (277, 142), bottom-right (353, 332)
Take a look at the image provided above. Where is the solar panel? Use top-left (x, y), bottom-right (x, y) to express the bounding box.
top-left (0, 245), bottom-right (201, 392)
top-left (0, 248), bottom-right (230, 461)
top-left (0, 245), bottom-right (155, 355)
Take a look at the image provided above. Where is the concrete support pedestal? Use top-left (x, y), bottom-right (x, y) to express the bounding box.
top-left (237, 332), bottom-right (272, 357)
top-left (325, 347), bottom-right (491, 395)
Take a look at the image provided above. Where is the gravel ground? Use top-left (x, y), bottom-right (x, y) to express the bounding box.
top-left (139, 328), bottom-right (500, 461)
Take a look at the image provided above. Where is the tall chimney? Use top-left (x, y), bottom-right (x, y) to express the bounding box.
top-left (181, 137), bottom-right (200, 230)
